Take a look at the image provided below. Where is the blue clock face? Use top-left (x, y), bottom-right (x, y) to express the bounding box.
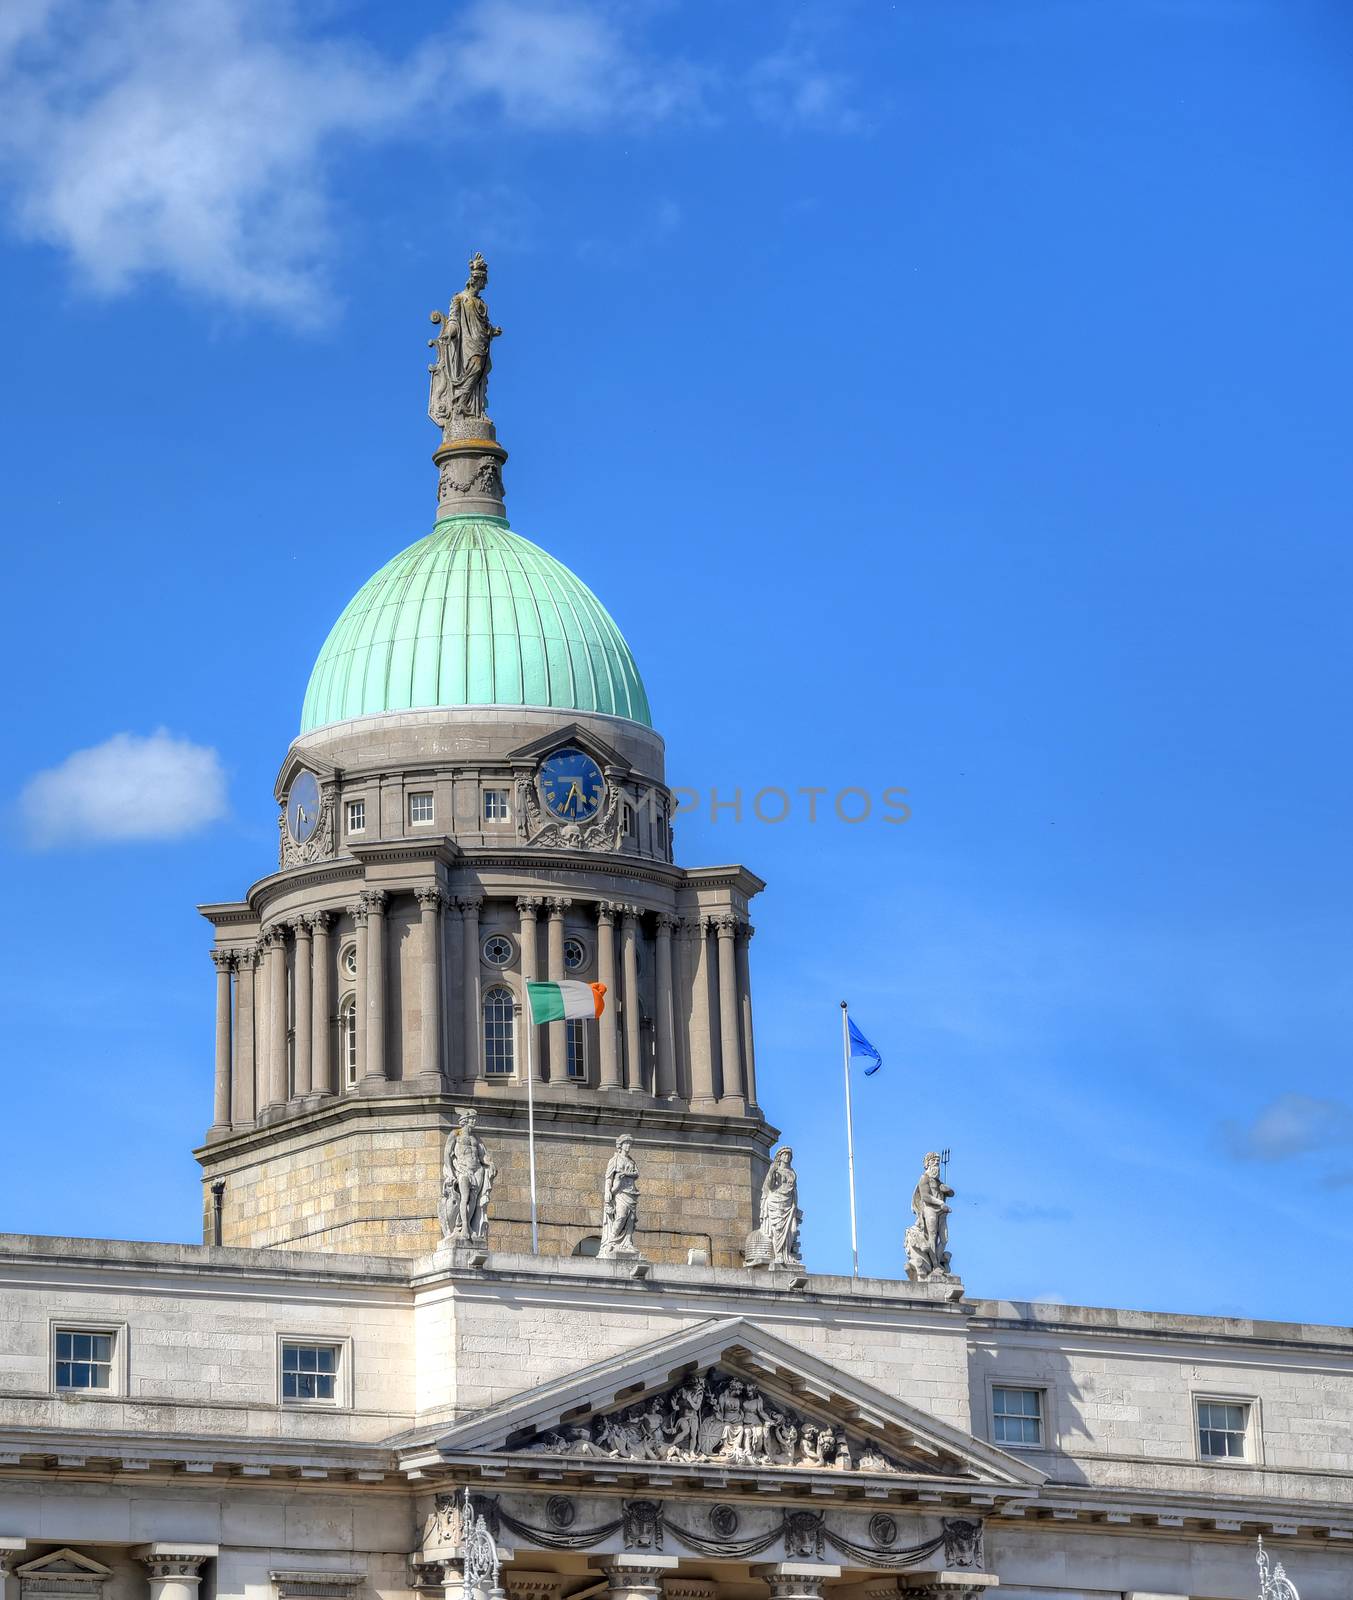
top-left (287, 770), bottom-right (321, 843)
top-left (540, 748), bottom-right (605, 822)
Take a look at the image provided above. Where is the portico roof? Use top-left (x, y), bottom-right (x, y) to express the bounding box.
top-left (398, 1316), bottom-right (1045, 1494)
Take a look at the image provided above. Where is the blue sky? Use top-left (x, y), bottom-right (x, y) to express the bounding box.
top-left (2, 0), bottom-right (1351, 1322)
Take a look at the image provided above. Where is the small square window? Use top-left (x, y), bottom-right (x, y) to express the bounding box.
top-left (346, 799), bottom-right (366, 834)
top-left (55, 1327), bottom-right (115, 1392)
top-left (483, 788), bottom-right (510, 822)
top-left (281, 1341), bottom-right (341, 1404)
top-left (1198, 1399), bottom-right (1249, 1459)
top-left (409, 792), bottom-right (434, 826)
top-left (992, 1385), bottom-right (1043, 1447)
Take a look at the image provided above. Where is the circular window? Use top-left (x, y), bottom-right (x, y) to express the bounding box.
top-left (341, 944), bottom-right (358, 978)
top-left (563, 936), bottom-right (587, 971)
top-left (482, 933), bottom-right (514, 967)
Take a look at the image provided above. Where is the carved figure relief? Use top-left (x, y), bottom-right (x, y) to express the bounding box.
top-left (521, 1366), bottom-right (907, 1472)
top-left (438, 457), bottom-right (504, 505)
top-left (438, 1110), bottom-right (497, 1244)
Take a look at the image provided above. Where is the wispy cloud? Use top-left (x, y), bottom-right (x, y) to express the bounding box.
top-left (746, 43), bottom-right (861, 133)
top-left (1223, 1093), bottom-right (1353, 1162)
top-left (20, 730), bottom-right (227, 847)
top-left (0, 0), bottom-right (854, 320)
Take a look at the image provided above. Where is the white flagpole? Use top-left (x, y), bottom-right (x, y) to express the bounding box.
top-left (840, 1000), bottom-right (860, 1277)
top-left (520, 1001), bottom-right (540, 1255)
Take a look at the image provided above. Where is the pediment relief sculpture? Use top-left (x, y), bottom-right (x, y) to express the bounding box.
top-left (516, 1365), bottom-right (930, 1474)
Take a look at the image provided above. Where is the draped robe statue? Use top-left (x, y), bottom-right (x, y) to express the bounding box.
top-left (428, 252), bottom-right (501, 428)
top-left (758, 1146), bottom-right (802, 1265)
top-left (599, 1134), bottom-right (641, 1257)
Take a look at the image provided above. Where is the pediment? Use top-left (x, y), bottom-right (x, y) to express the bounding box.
top-left (17, 1552), bottom-right (112, 1580)
top-left (413, 1316), bottom-right (1044, 1488)
top-left (274, 746), bottom-right (340, 803)
top-left (506, 721), bottom-right (630, 776)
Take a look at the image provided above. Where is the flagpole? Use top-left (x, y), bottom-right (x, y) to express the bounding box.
top-left (840, 999), bottom-right (860, 1277)
top-left (520, 1001), bottom-right (540, 1255)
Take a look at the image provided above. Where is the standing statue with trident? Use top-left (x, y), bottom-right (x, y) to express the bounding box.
top-left (1257, 1537), bottom-right (1300, 1600)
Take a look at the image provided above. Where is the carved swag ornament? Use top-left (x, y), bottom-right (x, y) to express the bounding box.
top-left (520, 1366), bottom-right (907, 1472)
top-left (278, 781), bottom-right (337, 869)
top-left (515, 769), bottom-right (627, 853)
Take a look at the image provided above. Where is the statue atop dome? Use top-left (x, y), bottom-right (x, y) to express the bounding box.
top-left (428, 252), bottom-right (502, 430)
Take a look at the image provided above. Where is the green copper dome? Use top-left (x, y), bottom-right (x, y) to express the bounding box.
top-left (300, 517), bottom-right (652, 734)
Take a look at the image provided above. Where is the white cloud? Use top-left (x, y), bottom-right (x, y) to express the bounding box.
top-left (0, 0), bottom-right (853, 319)
top-left (20, 730), bottom-right (228, 848)
top-left (0, 0), bottom-right (711, 320)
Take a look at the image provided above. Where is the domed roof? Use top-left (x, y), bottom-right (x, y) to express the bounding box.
top-left (300, 517), bottom-right (652, 734)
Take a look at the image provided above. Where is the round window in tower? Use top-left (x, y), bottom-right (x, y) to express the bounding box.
top-left (342, 944), bottom-right (358, 978)
top-left (482, 933), bottom-right (514, 967)
top-left (563, 936), bottom-right (587, 971)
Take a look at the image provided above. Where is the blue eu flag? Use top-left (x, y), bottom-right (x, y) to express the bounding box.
top-left (847, 1018), bottom-right (883, 1076)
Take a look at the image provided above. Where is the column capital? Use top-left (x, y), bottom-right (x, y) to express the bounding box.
top-left (292, 916), bottom-right (313, 942)
top-left (681, 913), bottom-right (710, 937)
top-left (750, 1565), bottom-right (842, 1600)
top-left (361, 888), bottom-right (389, 915)
top-left (516, 895), bottom-right (543, 916)
top-left (596, 900), bottom-right (621, 924)
top-left (546, 895), bottom-right (573, 917)
top-left (134, 1549), bottom-right (215, 1581)
top-left (416, 885), bottom-right (449, 911)
top-left (349, 899), bottom-right (369, 927)
top-left (653, 913), bottom-right (677, 934)
top-left (306, 909), bottom-right (333, 933)
top-left (714, 913), bottom-right (739, 937)
top-left (261, 922), bottom-right (288, 949)
top-left (210, 948), bottom-right (236, 972)
top-left (738, 921), bottom-right (755, 942)
top-left (620, 902), bottom-right (641, 924)
top-left (457, 893), bottom-right (484, 914)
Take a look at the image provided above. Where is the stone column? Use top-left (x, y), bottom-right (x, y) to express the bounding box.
top-left (232, 945), bottom-right (257, 1126)
top-left (460, 895), bottom-right (483, 1078)
top-left (263, 924), bottom-right (289, 1110)
top-left (309, 911), bottom-right (333, 1096)
top-left (715, 913), bottom-right (745, 1109)
top-left (736, 921), bottom-right (759, 1110)
top-left (599, 1558), bottom-right (678, 1600)
top-left (621, 905), bottom-right (641, 1091)
top-left (416, 887), bottom-right (446, 1089)
top-left (0, 1543), bottom-right (27, 1600)
top-left (653, 915), bottom-right (677, 1099)
top-left (445, 899), bottom-right (465, 1085)
top-left (209, 950), bottom-right (233, 1133)
top-left (686, 915), bottom-right (716, 1108)
top-left (362, 889), bottom-right (388, 1084)
top-left (350, 899), bottom-right (369, 1076)
top-left (517, 897), bottom-right (542, 1075)
top-left (596, 902), bottom-right (621, 1089)
top-left (134, 1547), bottom-right (217, 1600)
top-left (751, 1566), bottom-right (841, 1600)
top-left (292, 917), bottom-right (313, 1100)
top-left (546, 897), bottom-right (571, 1076)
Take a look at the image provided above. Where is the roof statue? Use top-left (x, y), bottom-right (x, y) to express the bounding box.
top-left (905, 1150), bottom-right (957, 1284)
top-left (428, 251), bottom-right (502, 430)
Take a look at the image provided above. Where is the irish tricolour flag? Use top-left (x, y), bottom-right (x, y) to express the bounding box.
top-left (526, 980), bottom-right (607, 1024)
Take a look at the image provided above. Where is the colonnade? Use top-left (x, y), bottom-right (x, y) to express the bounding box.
top-left (208, 890), bottom-right (758, 1135)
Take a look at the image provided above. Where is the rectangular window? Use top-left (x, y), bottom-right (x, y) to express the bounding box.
top-left (483, 788), bottom-right (510, 822)
top-left (566, 1016), bottom-right (587, 1080)
top-left (55, 1328), bottom-right (114, 1392)
top-left (346, 799), bottom-right (366, 833)
top-left (281, 1341), bottom-right (340, 1404)
top-left (621, 801), bottom-right (635, 837)
top-left (1197, 1399), bottom-right (1249, 1459)
top-left (409, 792), bottom-right (434, 825)
top-left (992, 1385), bottom-right (1043, 1447)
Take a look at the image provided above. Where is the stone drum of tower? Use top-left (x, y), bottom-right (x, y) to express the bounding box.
top-left (196, 257), bottom-right (774, 1264)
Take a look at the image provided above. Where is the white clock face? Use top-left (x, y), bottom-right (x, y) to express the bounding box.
top-left (287, 771), bottom-right (321, 844)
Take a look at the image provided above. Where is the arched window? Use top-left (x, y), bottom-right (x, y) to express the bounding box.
top-left (340, 996), bottom-right (358, 1087)
top-left (483, 985), bottom-right (515, 1077)
top-left (566, 1017), bottom-right (587, 1080)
